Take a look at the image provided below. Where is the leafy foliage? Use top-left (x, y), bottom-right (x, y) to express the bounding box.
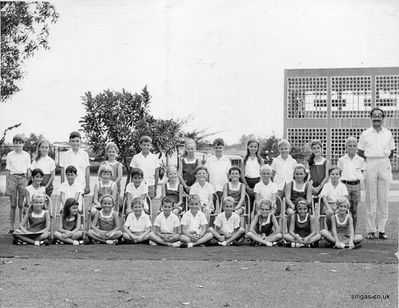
top-left (1, 2), bottom-right (59, 101)
top-left (80, 87), bottom-right (152, 174)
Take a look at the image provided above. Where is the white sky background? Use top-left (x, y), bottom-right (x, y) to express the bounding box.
top-left (1, 0), bottom-right (399, 145)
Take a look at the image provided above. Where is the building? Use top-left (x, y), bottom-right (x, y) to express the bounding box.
top-left (284, 67), bottom-right (399, 171)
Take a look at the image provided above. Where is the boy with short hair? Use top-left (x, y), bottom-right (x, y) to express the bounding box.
top-left (125, 168), bottom-right (149, 214)
top-left (60, 131), bottom-right (90, 194)
top-left (254, 165), bottom-right (278, 211)
top-left (205, 138), bottom-right (231, 210)
top-left (59, 166), bottom-right (83, 211)
top-left (129, 135), bottom-right (159, 199)
top-left (151, 197), bottom-right (181, 247)
top-left (123, 198), bottom-right (154, 244)
top-left (189, 166), bottom-right (215, 222)
top-left (5, 134), bottom-right (31, 234)
top-left (271, 139), bottom-right (297, 193)
top-left (337, 137), bottom-right (365, 231)
top-left (208, 196), bottom-right (246, 246)
top-left (180, 195), bottom-right (214, 247)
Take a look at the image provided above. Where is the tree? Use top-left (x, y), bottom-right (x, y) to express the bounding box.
top-left (1, 2), bottom-right (59, 101)
top-left (80, 86), bottom-right (190, 185)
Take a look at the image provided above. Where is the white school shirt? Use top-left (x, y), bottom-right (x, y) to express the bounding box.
top-left (124, 212), bottom-right (152, 232)
top-left (214, 212), bottom-right (240, 234)
top-left (154, 212), bottom-right (180, 233)
top-left (254, 181), bottom-right (278, 201)
top-left (6, 150), bottom-right (31, 174)
top-left (189, 181), bottom-right (215, 205)
top-left (129, 152), bottom-right (159, 186)
top-left (126, 182), bottom-right (148, 198)
top-left (319, 182), bottom-right (348, 202)
top-left (60, 149), bottom-right (90, 189)
top-left (271, 155), bottom-right (297, 190)
top-left (358, 127), bottom-right (395, 158)
top-left (181, 210), bottom-right (207, 233)
top-left (26, 185), bottom-right (46, 200)
top-left (244, 157), bottom-right (261, 178)
top-left (337, 154), bottom-right (365, 181)
top-left (30, 156), bottom-right (56, 174)
top-left (59, 181), bottom-right (83, 200)
top-left (205, 155), bottom-right (231, 192)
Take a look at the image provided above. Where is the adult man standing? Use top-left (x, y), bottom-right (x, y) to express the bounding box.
top-left (358, 107), bottom-right (396, 240)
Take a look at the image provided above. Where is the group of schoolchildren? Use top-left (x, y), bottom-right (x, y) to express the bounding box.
top-left (6, 131), bottom-right (364, 249)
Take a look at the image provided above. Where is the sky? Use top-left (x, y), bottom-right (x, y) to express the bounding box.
top-left (1, 0), bottom-right (399, 145)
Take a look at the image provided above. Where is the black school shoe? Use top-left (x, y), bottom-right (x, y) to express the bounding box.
top-left (366, 232), bottom-right (375, 240)
top-left (379, 232), bottom-right (388, 240)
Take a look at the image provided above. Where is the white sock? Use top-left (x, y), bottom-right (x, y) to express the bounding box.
top-left (73, 240), bottom-right (79, 246)
top-left (34, 241), bottom-right (40, 246)
top-left (187, 243), bottom-right (194, 248)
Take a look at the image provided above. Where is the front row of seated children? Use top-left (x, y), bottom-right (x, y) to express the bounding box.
top-left (12, 192), bottom-right (363, 249)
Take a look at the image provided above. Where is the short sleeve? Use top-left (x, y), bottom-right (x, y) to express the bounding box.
top-left (199, 213), bottom-right (208, 225)
top-left (5, 153), bottom-right (11, 170)
top-left (142, 183), bottom-right (148, 194)
top-left (58, 183), bottom-right (66, 194)
top-left (49, 158), bottom-right (56, 171)
top-left (145, 215), bottom-right (152, 228)
top-left (214, 214), bottom-right (222, 228)
top-left (129, 155), bottom-right (138, 168)
top-left (357, 132), bottom-right (366, 151)
top-left (153, 214), bottom-right (161, 227)
top-left (208, 184), bottom-right (215, 194)
top-left (124, 214), bottom-right (132, 228)
top-left (173, 215), bottom-right (180, 227)
top-left (126, 183), bottom-right (133, 195)
top-left (337, 157), bottom-right (344, 171)
top-left (341, 184), bottom-right (348, 197)
top-left (271, 183), bottom-right (278, 193)
top-left (83, 152), bottom-right (90, 169)
top-left (270, 158), bottom-right (277, 171)
top-left (253, 183), bottom-right (260, 194)
top-left (180, 213), bottom-right (188, 226)
top-left (25, 152), bottom-right (31, 168)
top-left (319, 185), bottom-right (328, 198)
top-left (153, 155), bottom-right (160, 168)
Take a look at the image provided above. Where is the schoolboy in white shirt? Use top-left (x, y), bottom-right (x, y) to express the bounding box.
top-left (271, 139), bottom-right (297, 193)
top-left (254, 165), bottom-right (278, 211)
top-left (60, 131), bottom-right (90, 194)
top-left (205, 138), bottom-right (231, 204)
top-left (5, 134), bottom-right (31, 234)
top-left (180, 195), bottom-right (214, 247)
top-left (59, 166), bottom-right (84, 211)
top-left (208, 196), bottom-right (245, 246)
top-left (151, 197), bottom-right (181, 247)
top-left (337, 137), bottom-right (365, 231)
top-left (129, 135), bottom-right (159, 199)
top-left (123, 198), bottom-right (154, 244)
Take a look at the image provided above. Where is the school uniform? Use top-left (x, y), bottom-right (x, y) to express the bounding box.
top-left (124, 212), bottom-right (152, 233)
top-left (337, 154), bottom-right (365, 204)
top-left (226, 182), bottom-right (245, 209)
top-left (30, 156), bottom-right (56, 196)
top-left (60, 149), bottom-right (90, 190)
top-left (154, 212), bottom-right (180, 233)
top-left (309, 158), bottom-right (327, 190)
top-left (205, 155), bottom-right (231, 199)
top-left (271, 155), bottom-right (297, 191)
top-left (214, 212), bottom-right (240, 234)
top-left (181, 211), bottom-right (207, 234)
top-left (181, 157), bottom-right (199, 188)
top-left (189, 181), bottom-right (215, 207)
top-left (255, 214), bottom-right (274, 236)
top-left (253, 181), bottom-right (277, 202)
top-left (129, 152), bottom-right (159, 186)
top-left (334, 214), bottom-right (351, 242)
top-left (319, 182), bottom-right (348, 212)
top-left (97, 210), bottom-right (118, 232)
top-left (125, 182), bottom-right (149, 212)
top-left (59, 181), bottom-right (83, 211)
top-left (293, 213), bottom-right (312, 238)
top-left (5, 150), bottom-right (30, 196)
